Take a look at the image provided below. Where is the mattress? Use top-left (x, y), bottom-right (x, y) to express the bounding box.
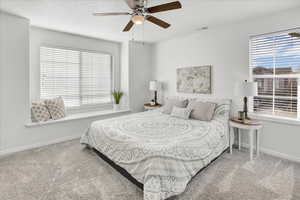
top-left (81, 103), bottom-right (230, 200)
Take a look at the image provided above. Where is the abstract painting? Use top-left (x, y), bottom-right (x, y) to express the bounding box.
top-left (177, 66), bottom-right (212, 94)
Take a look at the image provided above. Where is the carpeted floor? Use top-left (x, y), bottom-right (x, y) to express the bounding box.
top-left (0, 140), bottom-right (300, 200)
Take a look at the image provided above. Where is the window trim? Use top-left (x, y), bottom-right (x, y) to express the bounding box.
top-left (249, 28), bottom-right (300, 121)
top-left (249, 112), bottom-right (300, 126)
top-left (39, 44), bottom-right (117, 111)
top-left (249, 27), bottom-right (300, 40)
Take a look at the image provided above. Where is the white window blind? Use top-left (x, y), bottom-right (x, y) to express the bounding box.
top-left (40, 46), bottom-right (112, 108)
top-left (250, 29), bottom-right (300, 119)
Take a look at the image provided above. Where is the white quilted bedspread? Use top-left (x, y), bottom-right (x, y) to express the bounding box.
top-left (81, 109), bottom-right (229, 200)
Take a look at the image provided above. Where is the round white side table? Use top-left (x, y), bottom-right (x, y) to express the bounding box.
top-left (144, 103), bottom-right (162, 111)
top-left (229, 120), bottom-right (263, 160)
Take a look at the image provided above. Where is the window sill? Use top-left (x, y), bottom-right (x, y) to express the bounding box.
top-left (249, 113), bottom-right (300, 126)
top-left (25, 108), bottom-right (131, 128)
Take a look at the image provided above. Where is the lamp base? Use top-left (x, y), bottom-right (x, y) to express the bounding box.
top-left (238, 111), bottom-right (251, 121)
top-left (243, 96), bottom-right (249, 119)
top-left (154, 91), bottom-right (158, 105)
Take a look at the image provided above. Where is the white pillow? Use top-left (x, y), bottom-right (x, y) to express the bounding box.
top-left (31, 101), bottom-right (51, 122)
top-left (162, 98), bottom-right (188, 114)
top-left (170, 106), bottom-right (192, 120)
top-left (44, 96), bottom-right (66, 120)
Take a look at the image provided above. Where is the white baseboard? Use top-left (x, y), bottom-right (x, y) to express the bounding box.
top-left (1, 136), bottom-right (300, 164)
top-left (0, 135), bottom-right (80, 157)
top-left (240, 142), bottom-right (300, 163)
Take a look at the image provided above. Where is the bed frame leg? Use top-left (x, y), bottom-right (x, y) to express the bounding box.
top-left (83, 144), bottom-right (92, 150)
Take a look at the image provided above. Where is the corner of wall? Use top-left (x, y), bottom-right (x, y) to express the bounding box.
top-left (0, 11), bottom-right (30, 150)
top-left (120, 41), bottom-right (130, 108)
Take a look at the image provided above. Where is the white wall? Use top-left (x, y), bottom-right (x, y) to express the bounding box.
top-left (0, 12), bottom-right (131, 155)
top-left (0, 11), bottom-right (4, 152)
top-left (152, 7), bottom-right (300, 161)
top-left (0, 12), bottom-right (30, 152)
top-left (129, 41), bottom-right (153, 112)
top-left (121, 42), bottom-right (130, 108)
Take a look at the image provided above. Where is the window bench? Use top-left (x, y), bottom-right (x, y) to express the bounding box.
top-left (25, 109), bottom-right (131, 128)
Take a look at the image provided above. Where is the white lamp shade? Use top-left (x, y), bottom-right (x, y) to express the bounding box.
top-left (149, 81), bottom-right (159, 91)
top-left (235, 81), bottom-right (258, 97)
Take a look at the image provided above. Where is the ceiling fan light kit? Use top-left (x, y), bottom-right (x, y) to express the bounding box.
top-left (93, 0), bottom-right (182, 32)
top-left (131, 15), bottom-right (145, 25)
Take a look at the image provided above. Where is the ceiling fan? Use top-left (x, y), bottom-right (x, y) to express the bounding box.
top-left (93, 0), bottom-right (182, 32)
top-left (289, 32), bottom-right (300, 38)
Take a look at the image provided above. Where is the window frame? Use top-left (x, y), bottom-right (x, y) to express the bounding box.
top-left (249, 28), bottom-right (300, 121)
top-left (39, 44), bottom-right (116, 112)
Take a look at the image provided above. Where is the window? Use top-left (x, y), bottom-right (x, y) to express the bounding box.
top-left (250, 29), bottom-right (300, 119)
top-left (40, 46), bottom-right (112, 108)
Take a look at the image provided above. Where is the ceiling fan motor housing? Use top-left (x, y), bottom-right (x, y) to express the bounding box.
top-left (93, 0), bottom-right (182, 31)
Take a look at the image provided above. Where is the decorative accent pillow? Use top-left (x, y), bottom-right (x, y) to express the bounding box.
top-left (162, 98), bottom-right (188, 114)
top-left (170, 106), bottom-right (192, 119)
top-left (31, 101), bottom-right (51, 122)
top-left (187, 101), bottom-right (216, 121)
top-left (44, 96), bottom-right (66, 120)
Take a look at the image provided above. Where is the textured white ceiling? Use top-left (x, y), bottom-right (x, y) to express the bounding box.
top-left (1, 0), bottom-right (300, 42)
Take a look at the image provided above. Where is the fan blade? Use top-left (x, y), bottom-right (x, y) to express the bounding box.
top-left (147, 1), bottom-right (182, 13)
top-left (289, 32), bottom-right (300, 38)
top-left (93, 12), bottom-right (130, 16)
top-left (124, 0), bottom-right (143, 9)
top-left (146, 16), bottom-right (170, 29)
top-left (123, 20), bottom-right (134, 32)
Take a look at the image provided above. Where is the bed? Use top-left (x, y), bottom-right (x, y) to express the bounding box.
top-left (80, 98), bottom-right (231, 200)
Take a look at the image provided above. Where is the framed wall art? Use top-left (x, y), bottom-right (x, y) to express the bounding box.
top-left (177, 65), bottom-right (212, 94)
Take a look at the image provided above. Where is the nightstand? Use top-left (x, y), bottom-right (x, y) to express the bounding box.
top-left (144, 103), bottom-right (162, 111)
top-left (229, 119), bottom-right (263, 160)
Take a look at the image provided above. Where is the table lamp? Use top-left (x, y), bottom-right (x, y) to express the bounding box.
top-left (149, 81), bottom-right (160, 105)
top-left (235, 80), bottom-right (258, 119)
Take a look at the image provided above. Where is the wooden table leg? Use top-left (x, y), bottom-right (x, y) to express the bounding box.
top-left (249, 130), bottom-right (253, 160)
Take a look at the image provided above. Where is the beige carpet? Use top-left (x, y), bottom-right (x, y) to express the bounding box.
top-left (0, 139), bottom-right (300, 200)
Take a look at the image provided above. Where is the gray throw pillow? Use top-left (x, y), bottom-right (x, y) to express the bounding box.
top-left (187, 101), bottom-right (216, 121)
top-left (170, 106), bottom-right (192, 119)
top-left (162, 99), bottom-right (188, 114)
